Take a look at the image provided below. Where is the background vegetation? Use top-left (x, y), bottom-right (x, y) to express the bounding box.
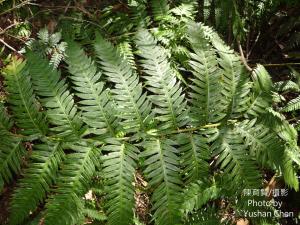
top-left (0, 0), bottom-right (300, 225)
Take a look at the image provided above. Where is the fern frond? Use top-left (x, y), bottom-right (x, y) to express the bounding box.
top-left (282, 150), bottom-right (299, 190)
top-left (172, 2), bottom-right (198, 21)
top-left (0, 103), bottom-right (13, 130)
top-left (187, 25), bottom-right (224, 123)
top-left (274, 80), bottom-right (300, 92)
top-left (212, 127), bottom-right (262, 189)
top-left (281, 96), bottom-right (300, 112)
top-left (260, 111), bottom-right (299, 190)
top-left (101, 140), bottom-right (138, 225)
top-left (182, 180), bottom-right (219, 215)
top-left (0, 130), bottom-right (25, 191)
top-left (128, 0), bottom-right (150, 28)
top-left (140, 138), bottom-right (182, 225)
top-left (177, 133), bottom-right (210, 185)
top-left (44, 142), bottom-right (99, 225)
top-left (3, 56), bottom-right (47, 137)
top-left (49, 42), bottom-right (67, 69)
top-left (94, 34), bottom-right (152, 133)
top-left (151, 0), bottom-right (170, 21)
top-left (26, 52), bottom-right (83, 140)
top-left (246, 65), bottom-right (273, 116)
top-left (118, 40), bottom-right (136, 70)
top-left (83, 208), bottom-right (107, 221)
top-left (235, 119), bottom-right (284, 168)
top-left (189, 23), bottom-right (251, 119)
top-left (135, 29), bottom-right (189, 130)
top-left (65, 41), bottom-right (118, 137)
top-left (218, 52), bottom-right (251, 119)
top-left (37, 28), bottom-right (49, 44)
top-left (10, 143), bottom-right (64, 225)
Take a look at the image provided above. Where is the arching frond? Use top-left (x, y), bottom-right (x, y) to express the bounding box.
top-left (274, 80), bottom-right (300, 92)
top-left (235, 119), bottom-right (285, 168)
top-left (101, 140), bottom-right (138, 225)
top-left (218, 52), bottom-right (251, 119)
top-left (171, 2), bottom-right (198, 20)
top-left (260, 111), bottom-right (299, 190)
top-left (189, 22), bottom-right (251, 119)
top-left (140, 138), bottom-right (182, 225)
top-left (65, 41), bottom-right (118, 137)
top-left (281, 96), bottom-right (300, 112)
top-left (177, 133), bottom-right (210, 185)
top-left (3, 56), bottom-right (47, 137)
top-left (212, 127), bottom-right (262, 189)
top-left (9, 143), bottom-right (64, 225)
top-left (182, 180), bottom-right (219, 215)
top-left (44, 142), bottom-right (100, 225)
top-left (282, 150), bottom-right (299, 190)
top-left (135, 29), bottom-right (189, 130)
top-left (246, 65), bottom-right (273, 117)
top-left (94, 34), bottom-right (152, 133)
top-left (187, 24), bottom-right (224, 123)
top-left (26, 52), bottom-right (83, 140)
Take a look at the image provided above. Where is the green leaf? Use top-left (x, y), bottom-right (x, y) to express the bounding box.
top-left (94, 34), bottom-right (152, 133)
top-left (65, 40), bottom-right (119, 137)
top-left (141, 138), bottom-right (182, 225)
top-left (10, 143), bottom-right (64, 225)
top-left (26, 52), bottom-right (83, 140)
top-left (101, 140), bottom-right (138, 225)
top-left (135, 29), bottom-right (189, 131)
top-left (3, 56), bottom-right (47, 137)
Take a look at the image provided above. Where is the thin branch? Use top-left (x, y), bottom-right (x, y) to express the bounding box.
top-left (0, 22), bottom-right (24, 35)
top-left (0, 38), bottom-right (17, 52)
top-left (237, 40), bottom-right (253, 72)
top-left (173, 123), bottom-right (222, 134)
top-left (259, 62), bottom-right (300, 67)
top-left (0, 0), bottom-right (32, 16)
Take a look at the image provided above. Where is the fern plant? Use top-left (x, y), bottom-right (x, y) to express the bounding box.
top-left (0, 4), bottom-right (299, 225)
top-left (23, 28), bottom-right (67, 68)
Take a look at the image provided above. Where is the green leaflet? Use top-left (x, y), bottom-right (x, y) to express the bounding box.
top-left (44, 142), bottom-right (100, 225)
top-left (187, 25), bottom-right (224, 123)
top-left (94, 34), bottom-right (152, 133)
top-left (26, 52), bottom-right (83, 140)
top-left (135, 29), bottom-right (189, 131)
top-left (177, 132), bottom-right (210, 185)
top-left (10, 143), bottom-right (64, 225)
top-left (141, 138), bottom-right (182, 225)
top-left (65, 41), bottom-right (118, 137)
top-left (212, 126), bottom-right (262, 189)
top-left (3, 56), bottom-right (47, 137)
top-left (101, 140), bottom-right (138, 225)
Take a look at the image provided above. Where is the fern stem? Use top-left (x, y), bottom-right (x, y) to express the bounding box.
top-left (237, 40), bottom-right (252, 72)
top-left (174, 123), bottom-right (222, 134)
top-left (259, 63), bottom-right (300, 67)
